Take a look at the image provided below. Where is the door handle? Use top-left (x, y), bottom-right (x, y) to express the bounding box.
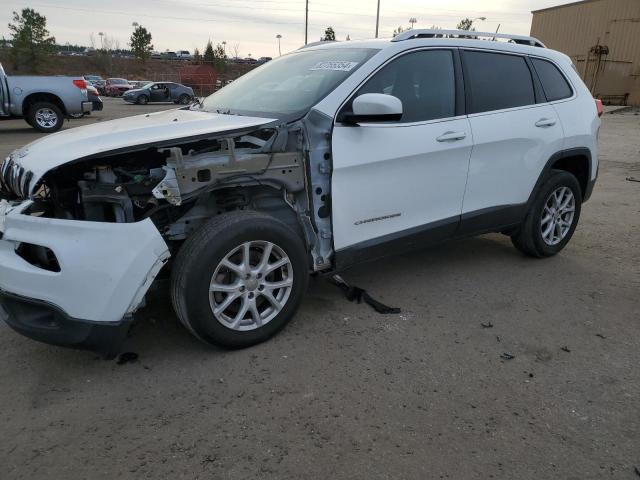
top-left (535, 118), bottom-right (557, 128)
top-left (436, 131), bottom-right (467, 142)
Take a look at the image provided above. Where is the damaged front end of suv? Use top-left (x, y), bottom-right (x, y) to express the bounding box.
top-left (0, 107), bottom-right (335, 356)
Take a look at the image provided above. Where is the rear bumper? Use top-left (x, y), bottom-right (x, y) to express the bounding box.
top-left (0, 290), bottom-right (131, 358)
top-left (82, 101), bottom-right (93, 113)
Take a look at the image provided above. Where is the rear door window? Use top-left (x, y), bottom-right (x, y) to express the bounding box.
top-left (462, 50), bottom-right (536, 114)
top-left (531, 58), bottom-right (573, 101)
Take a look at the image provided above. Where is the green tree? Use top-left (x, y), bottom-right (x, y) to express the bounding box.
top-left (203, 40), bottom-right (215, 63)
top-left (8, 8), bottom-right (56, 72)
top-left (130, 24), bottom-right (153, 62)
top-left (203, 40), bottom-right (226, 71)
top-left (322, 26), bottom-right (336, 41)
top-left (456, 18), bottom-right (475, 31)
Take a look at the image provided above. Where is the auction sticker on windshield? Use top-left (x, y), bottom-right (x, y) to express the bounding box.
top-left (310, 61), bottom-right (358, 72)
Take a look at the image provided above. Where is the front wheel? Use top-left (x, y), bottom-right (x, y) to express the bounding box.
top-left (170, 210), bottom-right (309, 349)
top-left (137, 94), bottom-right (149, 105)
top-left (511, 170), bottom-right (582, 257)
top-left (29, 102), bottom-right (64, 133)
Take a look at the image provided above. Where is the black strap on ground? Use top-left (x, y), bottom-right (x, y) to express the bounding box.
top-left (328, 275), bottom-right (401, 314)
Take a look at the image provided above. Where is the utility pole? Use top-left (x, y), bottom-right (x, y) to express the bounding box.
top-left (375, 0), bottom-right (380, 38)
top-left (276, 34), bottom-right (282, 56)
top-left (305, 0), bottom-right (309, 45)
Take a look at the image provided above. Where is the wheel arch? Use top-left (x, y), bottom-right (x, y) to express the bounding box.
top-left (22, 92), bottom-right (67, 117)
top-left (529, 148), bottom-right (592, 206)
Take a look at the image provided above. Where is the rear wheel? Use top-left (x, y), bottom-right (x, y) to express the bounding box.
top-left (178, 94), bottom-right (191, 105)
top-left (511, 170), bottom-right (582, 257)
top-left (29, 102), bottom-right (64, 133)
top-left (171, 210), bottom-right (309, 349)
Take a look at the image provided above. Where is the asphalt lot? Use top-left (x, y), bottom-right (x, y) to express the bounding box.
top-left (1, 98), bottom-right (639, 479)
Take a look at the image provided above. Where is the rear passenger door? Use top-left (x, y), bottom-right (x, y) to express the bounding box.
top-left (460, 50), bottom-right (564, 229)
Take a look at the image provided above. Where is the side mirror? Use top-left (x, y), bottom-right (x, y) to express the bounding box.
top-left (341, 93), bottom-right (403, 124)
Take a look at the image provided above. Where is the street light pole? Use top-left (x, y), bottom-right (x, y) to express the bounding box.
top-left (409, 17), bottom-right (417, 29)
top-left (375, 0), bottom-right (380, 38)
top-left (305, 0), bottom-right (309, 45)
top-left (276, 34), bottom-right (282, 56)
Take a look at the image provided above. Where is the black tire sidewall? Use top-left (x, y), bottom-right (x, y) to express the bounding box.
top-left (530, 171), bottom-right (582, 256)
top-left (175, 214), bottom-right (308, 348)
top-left (138, 95), bottom-right (149, 105)
top-left (179, 94), bottom-right (190, 104)
top-left (29, 102), bottom-right (63, 133)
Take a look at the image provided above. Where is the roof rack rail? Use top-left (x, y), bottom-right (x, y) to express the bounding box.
top-left (391, 29), bottom-right (546, 48)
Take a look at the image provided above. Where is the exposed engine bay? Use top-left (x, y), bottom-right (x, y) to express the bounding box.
top-left (9, 112), bottom-right (335, 271)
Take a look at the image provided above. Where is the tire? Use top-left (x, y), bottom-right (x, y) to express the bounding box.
top-left (511, 170), bottom-right (582, 257)
top-left (170, 210), bottom-right (309, 349)
top-left (178, 94), bottom-right (191, 105)
top-left (28, 102), bottom-right (64, 133)
top-left (137, 94), bottom-right (149, 105)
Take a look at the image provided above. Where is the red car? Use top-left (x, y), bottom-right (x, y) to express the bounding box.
top-left (105, 78), bottom-right (133, 97)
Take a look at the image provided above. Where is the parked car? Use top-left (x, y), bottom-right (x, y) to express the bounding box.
top-left (163, 51), bottom-right (178, 60)
top-left (84, 74), bottom-right (105, 95)
top-left (257, 56), bottom-right (272, 64)
top-left (243, 57), bottom-right (258, 64)
top-left (0, 30), bottom-right (600, 357)
top-left (104, 78), bottom-right (133, 97)
top-left (0, 62), bottom-right (92, 132)
top-left (176, 50), bottom-right (193, 60)
top-left (122, 82), bottom-right (194, 105)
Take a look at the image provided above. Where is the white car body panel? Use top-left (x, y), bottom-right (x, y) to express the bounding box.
top-left (0, 201), bottom-right (169, 323)
top-left (11, 108), bottom-right (276, 195)
top-left (462, 103), bottom-right (564, 213)
top-left (332, 117), bottom-right (472, 250)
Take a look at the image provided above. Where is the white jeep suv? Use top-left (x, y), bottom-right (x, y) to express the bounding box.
top-left (0, 30), bottom-right (600, 357)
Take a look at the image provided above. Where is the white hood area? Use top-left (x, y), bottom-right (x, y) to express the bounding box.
top-left (10, 108), bottom-right (276, 195)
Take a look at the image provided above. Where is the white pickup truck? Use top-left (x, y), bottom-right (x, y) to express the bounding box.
top-left (0, 63), bottom-right (92, 133)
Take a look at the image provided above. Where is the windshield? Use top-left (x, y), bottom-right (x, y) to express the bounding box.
top-left (200, 47), bottom-right (377, 118)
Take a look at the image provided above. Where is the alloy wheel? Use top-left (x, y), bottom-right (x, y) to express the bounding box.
top-left (541, 186), bottom-right (575, 246)
top-left (35, 108), bottom-right (58, 129)
top-left (209, 241), bottom-right (294, 331)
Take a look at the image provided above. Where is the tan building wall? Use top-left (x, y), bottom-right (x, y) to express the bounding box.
top-left (531, 0), bottom-right (640, 105)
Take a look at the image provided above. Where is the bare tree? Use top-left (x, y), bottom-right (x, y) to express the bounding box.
top-left (232, 43), bottom-right (240, 59)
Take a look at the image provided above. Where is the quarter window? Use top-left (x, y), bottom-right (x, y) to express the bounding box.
top-left (356, 50), bottom-right (456, 122)
top-left (463, 51), bottom-right (535, 114)
top-left (531, 58), bottom-right (573, 101)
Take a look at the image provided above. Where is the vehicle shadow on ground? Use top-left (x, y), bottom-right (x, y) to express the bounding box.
top-left (123, 233), bottom-right (573, 356)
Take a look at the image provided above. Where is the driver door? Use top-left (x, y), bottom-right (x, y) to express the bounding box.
top-left (150, 83), bottom-right (166, 102)
top-left (331, 49), bottom-right (472, 260)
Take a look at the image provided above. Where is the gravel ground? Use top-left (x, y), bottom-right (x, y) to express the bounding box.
top-left (0, 99), bottom-right (639, 479)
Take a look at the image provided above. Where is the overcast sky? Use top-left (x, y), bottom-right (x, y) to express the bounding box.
top-left (2, 0), bottom-right (573, 58)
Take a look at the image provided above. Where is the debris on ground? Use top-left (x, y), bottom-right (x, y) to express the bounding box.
top-left (561, 346), bottom-right (571, 353)
top-left (500, 352), bottom-right (515, 360)
top-left (481, 322), bottom-right (494, 328)
top-left (625, 177), bottom-right (640, 183)
top-left (329, 275), bottom-right (401, 314)
top-left (596, 333), bottom-right (607, 339)
top-left (116, 352), bottom-right (139, 365)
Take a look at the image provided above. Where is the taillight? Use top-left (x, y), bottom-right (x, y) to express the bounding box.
top-left (73, 79), bottom-right (87, 89)
top-left (595, 98), bottom-right (603, 117)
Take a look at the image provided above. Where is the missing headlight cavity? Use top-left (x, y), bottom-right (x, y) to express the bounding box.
top-left (16, 243), bottom-right (61, 272)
